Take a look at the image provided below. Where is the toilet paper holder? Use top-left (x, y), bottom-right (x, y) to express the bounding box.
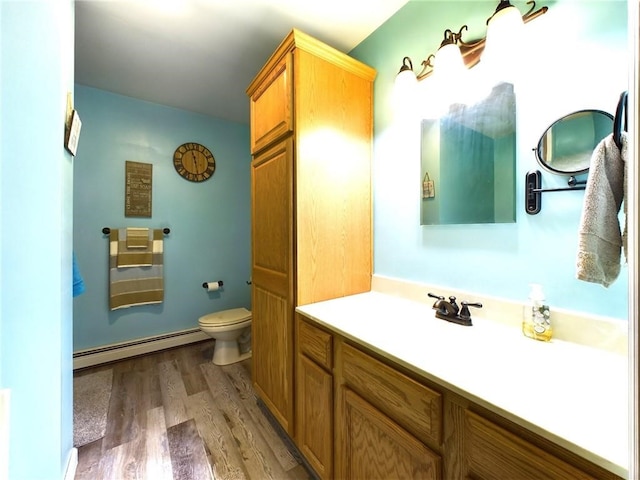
top-left (202, 280), bottom-right (224, 290)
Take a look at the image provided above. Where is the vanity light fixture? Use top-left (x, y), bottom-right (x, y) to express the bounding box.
top-left (396, 28), bottom-right (468, 91)
top-left (483, 0), bottom-right (526, 73)
top-left (395, 1), bottom-right (548, 83)
top-left (433, 27), bottom-right (468, 80)
top-left (396, 56), bottom-right (418, 88)
top-left (486, 0), bottom-right (526, 32)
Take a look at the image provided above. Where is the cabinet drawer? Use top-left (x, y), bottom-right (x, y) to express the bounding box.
top-left (249, 54), bottom-right (293, 154)
top-left (340, 388), bottom-right (441, 480)
top-left (341, 343), bottom-right (442, 446)
top-left (298, 317), bottom-right (333, 370)
top-left (466, 410), bottom-right (600, 480)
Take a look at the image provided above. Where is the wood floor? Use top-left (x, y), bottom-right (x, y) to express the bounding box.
top-left (74, 340), bottom-right (314, 480)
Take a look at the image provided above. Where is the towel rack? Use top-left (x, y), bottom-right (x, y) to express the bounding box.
top-left (613, 90), bottom-right (628, 150)
top-left (102, 227), bottom-right (170, 235)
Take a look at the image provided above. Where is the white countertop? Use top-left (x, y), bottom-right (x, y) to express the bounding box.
top-left (296, 291), bottom-right (629, 477)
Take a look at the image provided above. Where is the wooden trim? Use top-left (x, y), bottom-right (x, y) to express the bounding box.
top-left (291, 29), bottom-right (376, 81)
top-left (246, 28), bottom-right (375, 97)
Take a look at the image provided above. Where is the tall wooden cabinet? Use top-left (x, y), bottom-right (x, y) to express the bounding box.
top-left (246, 29), bottom-right (375, 436)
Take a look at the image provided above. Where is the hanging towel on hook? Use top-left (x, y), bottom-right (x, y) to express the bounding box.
top-left (576, 132), bottom-right (627, 287)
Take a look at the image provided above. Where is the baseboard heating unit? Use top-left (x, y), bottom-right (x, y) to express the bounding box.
top-left (73, 328), bottom-right (209, 370)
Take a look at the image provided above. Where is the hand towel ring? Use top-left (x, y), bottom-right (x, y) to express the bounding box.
top-left (613, 90), bottom-right (628, 150)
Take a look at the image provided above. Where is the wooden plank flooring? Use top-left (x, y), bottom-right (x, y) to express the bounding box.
top-left (74, 340), bottom-right (314, 480)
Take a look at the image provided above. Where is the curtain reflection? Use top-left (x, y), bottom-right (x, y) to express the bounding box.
top-left (420, 82), bottom-right (516, 225)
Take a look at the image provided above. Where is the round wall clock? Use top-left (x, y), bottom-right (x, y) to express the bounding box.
top-left (173, 142), bottom-right (216, 182)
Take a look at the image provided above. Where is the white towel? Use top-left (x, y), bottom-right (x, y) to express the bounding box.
top-left (576, 132), bottom-right (627, 287)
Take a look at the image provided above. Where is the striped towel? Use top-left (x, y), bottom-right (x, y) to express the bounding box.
top-left (109, 228), bottom-right (164, 310)
top-left (125, 227), bottom-right (150, 249)
top-left (117, 228), bottom-right (152, 267)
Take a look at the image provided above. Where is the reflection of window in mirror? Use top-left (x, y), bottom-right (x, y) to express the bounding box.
top-left (420, 82), bottom-right (516, 226)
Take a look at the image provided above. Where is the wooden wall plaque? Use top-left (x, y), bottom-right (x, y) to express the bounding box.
top-left (125, 161), bottom-right (152, 217)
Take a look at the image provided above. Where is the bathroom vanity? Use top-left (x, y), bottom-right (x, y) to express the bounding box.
top-left (246, 27), bottom-right (628, 480)
top-left (295, 284), bottom-right (627, 480)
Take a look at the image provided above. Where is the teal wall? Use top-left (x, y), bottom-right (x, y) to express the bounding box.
top-left (351, 0), bottom-right (629, 319)
top-left (1, 1), bottom-right (75, 478)
top-left (73, 86), bottom-right (252, 350)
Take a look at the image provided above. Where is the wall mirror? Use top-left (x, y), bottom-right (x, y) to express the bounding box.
top-left (420, 82), bottom-right (516, 225)
top-left (535, 109), bottom-right (614, 175)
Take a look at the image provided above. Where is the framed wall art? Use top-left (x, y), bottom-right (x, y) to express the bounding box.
top-left (125, 161), bottom-right (152, 217)
top-left (65, 110), bottom-right (82, 156)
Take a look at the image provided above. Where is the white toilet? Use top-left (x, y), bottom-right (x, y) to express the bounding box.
top-left (198, 307), bottom-right (252, 365)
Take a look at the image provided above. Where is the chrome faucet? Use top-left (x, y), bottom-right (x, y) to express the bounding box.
top-left (427, 293), bottom-right (482, 326)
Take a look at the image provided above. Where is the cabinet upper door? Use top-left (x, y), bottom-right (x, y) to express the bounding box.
top-left (248, 53), bottom-right (293, 154)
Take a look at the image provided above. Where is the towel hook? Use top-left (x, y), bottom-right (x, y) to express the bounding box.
top-left (613, 90), bottom-right (628, 150)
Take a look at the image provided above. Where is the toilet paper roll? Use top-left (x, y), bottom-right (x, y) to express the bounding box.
top-left (203, 281), bottom-right (223, 292)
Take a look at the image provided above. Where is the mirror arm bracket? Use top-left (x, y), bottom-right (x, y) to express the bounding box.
top-left (525, 170), bottom-right (586, 215)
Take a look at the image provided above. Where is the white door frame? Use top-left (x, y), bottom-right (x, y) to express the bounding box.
top-left (629, 1), bottom-right (639, 477)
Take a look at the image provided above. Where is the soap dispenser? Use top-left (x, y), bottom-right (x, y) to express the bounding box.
top-left (522, 284), bottom-right (552, 342)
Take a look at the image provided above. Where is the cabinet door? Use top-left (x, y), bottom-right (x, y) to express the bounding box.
top-left (296, 354), bottom-right (333, 480)
top-left (251, 138), bottom-right (294, 434)
top-left (337, 388), bottom-right (441, 480)
top-left (294, 47), bottom-right (373, 305)
top-left (248, 53), bottom-right (293, 154)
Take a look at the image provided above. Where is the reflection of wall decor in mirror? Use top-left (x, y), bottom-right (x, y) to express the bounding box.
top-left (525, 109), bottom-right (614, 215)
top-left (535, 110), bottom-right (614, 175)
top-left (420, 82), bottom-right (516, 225)
top-left (422, 172), bottom-right (435, 199)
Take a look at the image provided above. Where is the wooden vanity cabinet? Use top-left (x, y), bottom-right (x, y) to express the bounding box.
top-left (294, 313), bottom-right (623, 480)
top-left (295, 315), bottom-right (333, 479)
top-left (246, 28), bottom-right (375, 437)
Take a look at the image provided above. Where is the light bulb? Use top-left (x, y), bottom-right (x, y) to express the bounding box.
top-left (393, 68), bottom-right (419, 120)
top-left (482, 3), bottom-right (524, 83)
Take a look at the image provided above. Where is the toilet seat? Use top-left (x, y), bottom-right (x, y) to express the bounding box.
top-left (199, 307), bottom-right (251, 327)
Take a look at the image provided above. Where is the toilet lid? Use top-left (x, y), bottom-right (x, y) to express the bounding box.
top-left (199, 307), bottom-right (251, 327)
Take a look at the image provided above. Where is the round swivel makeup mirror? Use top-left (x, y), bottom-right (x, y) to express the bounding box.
top-left (535, 109), bottom-right (614, 175)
